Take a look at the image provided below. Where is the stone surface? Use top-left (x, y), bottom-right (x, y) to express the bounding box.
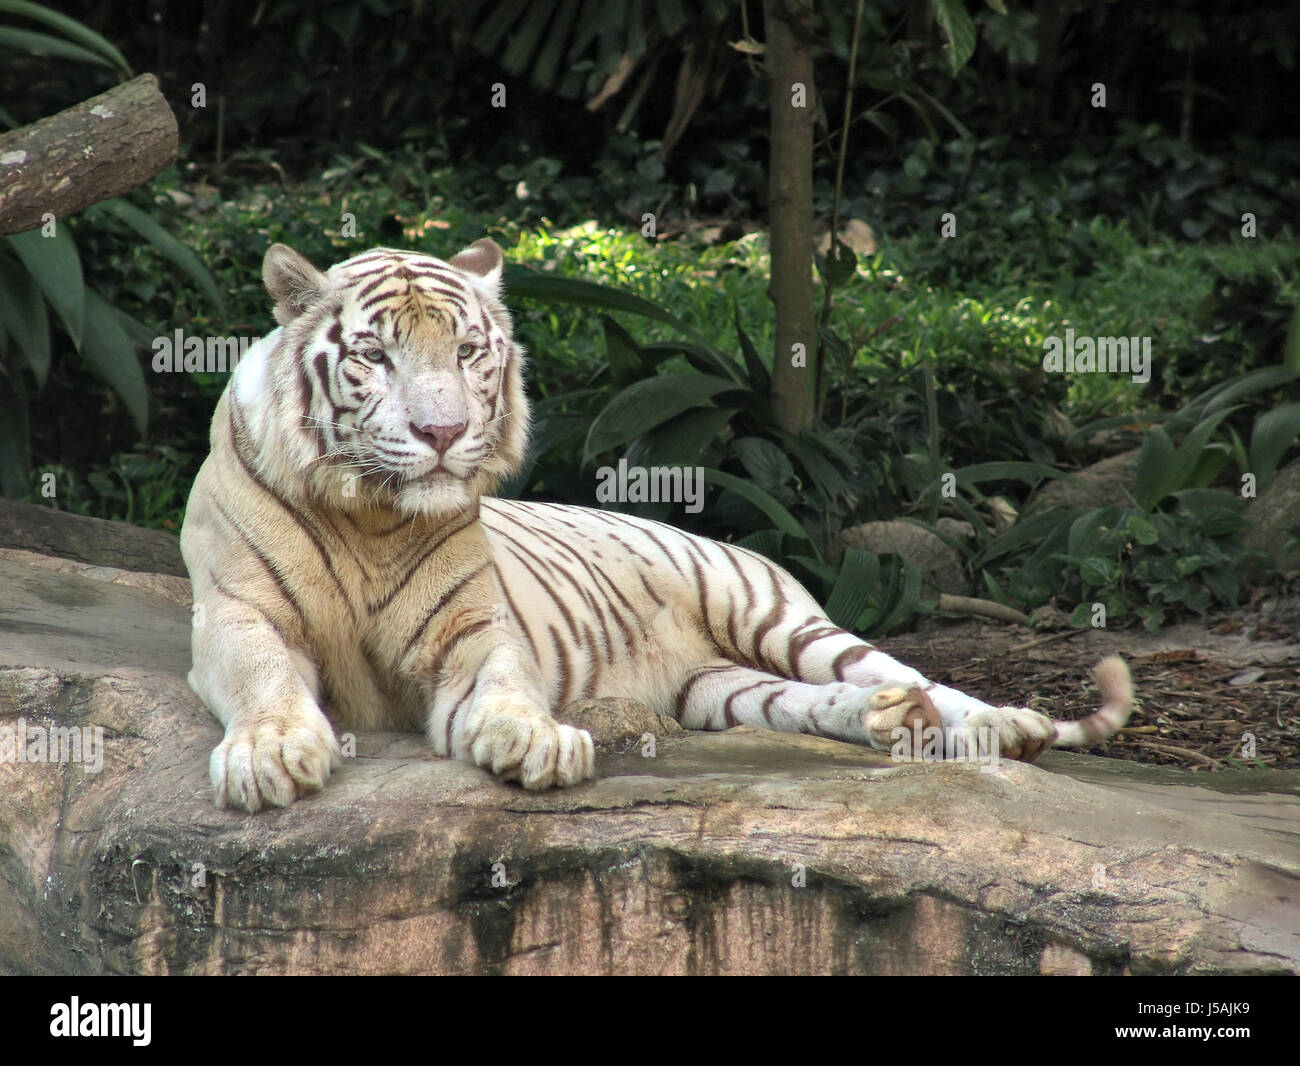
top-left (840, 520), bottom-right (967, 596)
top-left (2, 550), bottom-right (1298, 975)
top-left (1028, 448), bottom-right (1141, 512)
top-left (557, 697), bottom-right (683, 752)
top-left (1243, 460), bottom-right (1300, 571)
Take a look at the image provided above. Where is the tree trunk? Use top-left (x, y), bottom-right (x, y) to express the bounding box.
top-left (0, 74), bottom-right (177, 236)
top-left (764, 0), bottom-right (818, 435)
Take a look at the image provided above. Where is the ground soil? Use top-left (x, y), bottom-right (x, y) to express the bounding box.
top-left (883, 581), bottom-right (1300, 773)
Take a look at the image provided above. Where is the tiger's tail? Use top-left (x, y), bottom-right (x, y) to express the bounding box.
top-left (1051, 655), bottom-right (1134, 747)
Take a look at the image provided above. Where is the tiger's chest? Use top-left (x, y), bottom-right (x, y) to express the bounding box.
top-left (270, 505), bottom-right (489, 729)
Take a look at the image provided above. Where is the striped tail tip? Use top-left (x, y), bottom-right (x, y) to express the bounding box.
top-left (1052, 655), bottom-right (1134, 748)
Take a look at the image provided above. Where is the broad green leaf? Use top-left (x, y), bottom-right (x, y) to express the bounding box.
top-left (85, 199), bottom-right (225, 313)
top-left (0, 26), bottom-right (115, 69)
top-left (601, 313), bottom-right (646, 385)
top-left (5, 227), bottom-right (83, 348)
top-left (1067, 506), bottom-right (1120, 561)
top-left (735, 528), bottom-right (783, 564)
top-left (1134, 425), bottom-right (1176, 509)
top-left (824, 546), bottom-right (880, 630)
top-left (782, 432), bottom-right (853, 499)
top-left (700, 467), bottom-right (811, 542)
top-left (500, 0), bottom-right (550, 74)
top-left (641, 339), bottom-right (746, 384)
top-left (584, 372), bottom-right (735, 459)
top-left (505, 267), bottom-right (718, 350)
top-left (1187, 444), bottom-right (1231, 488)
top-left (790, 554), bottom-right (836, 585)
top-left (1161, 409), bottom-right (1234, 503)
top-left (0, 255), bottom-right (50, 385)
top-left (1189, 365), bottom-right (1299, 419)
top-left (1225, 425), bottom-right (1249, 474)
top-left (1202, 566), bottom-right (1239, 606)
top-left (1170, 490), bottom-right (1244, 537)
top-left (932, 0), bottom-right (977, 75)
top-left (954, 460), bottom-right (1074, 485)
top-left (1247, 402), bottom-right (1300, 484)
top-left (0, 1), bottom-right (132, 76)
top-left (734, 305), bottom-right (769, 394)
top-left (625, 405), bottom-right (735, 468)
top-left (876, 557), bottom-right (923, 634)
top-left (532, 0), bottom-right (582, 89)
top-left (1080, 556), bottom-right (1116, 587)
top-left (1125, 513), bottom-right (1159, 546)
top-left (113, 305), bottom-right (159, 349)
top-left (976, 508), bottom-right (1079, 565)
top-left (1067, 409), bottom-right (1168, 448)
top-left (945, 490), bottom-right (990, 541)
top-left (733, 436), bottom-right (794, 490)
top-left (81, 288), bottom-right (147, 434)
top-left (981, 569), bottom-right (1010, 605)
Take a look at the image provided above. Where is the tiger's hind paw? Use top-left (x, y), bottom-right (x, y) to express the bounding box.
top-left (863, 685), bottom-right (942, 751)
top-left (962, 705), bottom-right (1055, 762)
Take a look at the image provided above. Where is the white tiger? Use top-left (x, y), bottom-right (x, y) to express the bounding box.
top-left (179, 239), bottom-right (1133, 812)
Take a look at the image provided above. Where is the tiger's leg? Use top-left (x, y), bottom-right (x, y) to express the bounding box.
top-left (674, 659), bottom-right (941, 748)
top-left (194, 591), bottom-right (343, 812)
top-left (735, 613), bottom-right (1055, 761)
top-left (424, 615), bottom-right (596, 790)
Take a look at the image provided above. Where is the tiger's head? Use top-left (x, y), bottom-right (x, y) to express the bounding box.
top-left (235, 240), bottom-right (529, 520)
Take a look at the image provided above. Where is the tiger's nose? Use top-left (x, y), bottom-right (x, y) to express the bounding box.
top-left (410, 421), bottom-right (467, 454)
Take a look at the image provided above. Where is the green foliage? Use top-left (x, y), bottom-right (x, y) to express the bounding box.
top-left (0, 7), bottom-right (219, 498)
top-left (0, 0), bottom-right (132, 96)
top-left (5, 0), bottom-right (1294, 638)
top-left (1052, 494), bottom-right (1254, 632)
top-left (34, 445), bottom-right (190, 530)
top-left (971, 366), bottom-right (1299, 629)
top-left (0, 205), bottom-right (223, 497)
top-left (445, 0), bottom-right (709, 102)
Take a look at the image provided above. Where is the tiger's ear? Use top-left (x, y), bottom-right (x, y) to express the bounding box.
top-left (263, 244), bottom-right (328, 324)
top-left (449, 238), bottom-right (504, 299)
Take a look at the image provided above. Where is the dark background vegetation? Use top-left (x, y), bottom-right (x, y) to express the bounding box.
top-left (2, 0), bottom-right (1298, 644)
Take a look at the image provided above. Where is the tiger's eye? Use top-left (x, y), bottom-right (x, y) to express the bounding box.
top-left (457, 342), bottom-right (474, 359)
top-left (362, 348), bottom-right (386, 364)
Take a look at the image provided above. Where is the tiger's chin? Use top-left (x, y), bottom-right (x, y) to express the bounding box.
top-left (297, 462), bottom-right (482, 522)
top-left (395, 478), bottom-right (480, 521)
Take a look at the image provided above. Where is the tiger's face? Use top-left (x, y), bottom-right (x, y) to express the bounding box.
top-left (248, 240), bottom-right (529, 519)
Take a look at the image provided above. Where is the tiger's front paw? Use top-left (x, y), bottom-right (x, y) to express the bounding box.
top-left (962, 706), bottom-right (1055, 762)
top-left (210, 712), bottom-right (343, 812)
top-left (863, 685), bottom-right (942, 751)
top-left (470, 711), bottom-right (595, 789)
